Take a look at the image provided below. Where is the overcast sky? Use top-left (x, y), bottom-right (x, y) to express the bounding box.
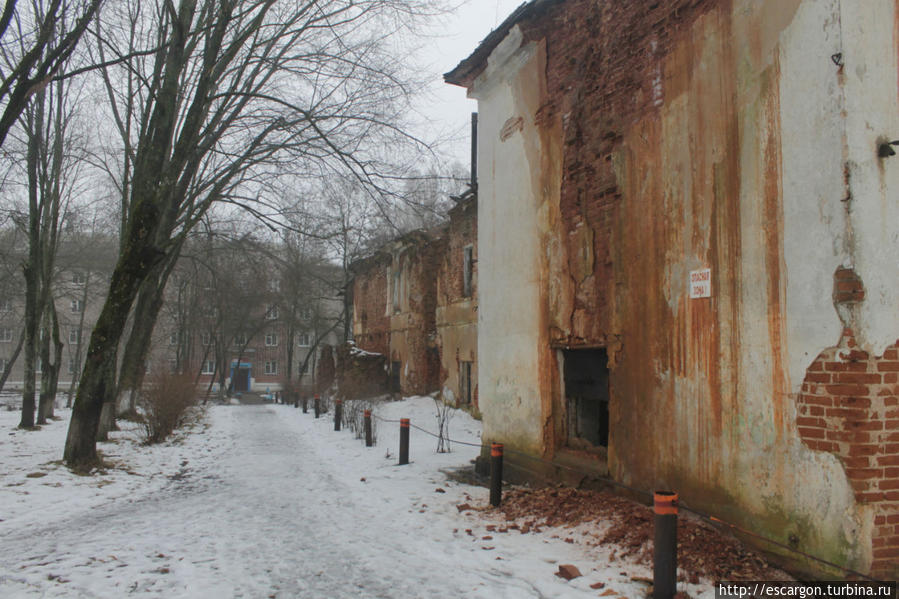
top-left (413, 0), bottom-right (524, 165)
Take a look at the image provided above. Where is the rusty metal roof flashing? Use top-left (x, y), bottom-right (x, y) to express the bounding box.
top-left (444, 0), bottom-right (563, 88)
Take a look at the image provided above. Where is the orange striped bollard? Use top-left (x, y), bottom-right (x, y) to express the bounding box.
top-left (653, 491), bottom-right (678, 599)
top-left (399, 418), bottom-right (410, 465)
top-left (489, 443), bottom-right (504, 507)
top-left (364, 410), bottom-right (373, 447)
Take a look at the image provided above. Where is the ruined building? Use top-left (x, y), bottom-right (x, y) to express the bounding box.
top-left (445, 0), bottom-right (899, 579)
top-left (349, 196), bottom-right (478, 406)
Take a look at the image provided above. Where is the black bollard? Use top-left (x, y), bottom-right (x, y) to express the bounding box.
top-left (489, 443), bottom-right (504, 507)
top-left (399, 418), bottom-right (410, 465)
top-left (364, 410), bottom-right (373, 447)
top-left (302, 396), bottom-right (308, 413)
top-left (314, 394), bottom-right (321, 418)
top-left (653, 491), bottom-right (678, 599)
top-left (334, 399), bottom-right (342, 431)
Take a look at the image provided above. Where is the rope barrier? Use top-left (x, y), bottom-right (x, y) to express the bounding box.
top-left (356, 409), bottom-right (882, 582)
top-left (371, 413), bottom-right (483, 448)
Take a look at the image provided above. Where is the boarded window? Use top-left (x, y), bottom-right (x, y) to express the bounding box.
top-left (563, 349), bottom-right (610, 448)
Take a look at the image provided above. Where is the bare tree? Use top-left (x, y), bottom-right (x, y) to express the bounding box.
top-left (12, 24), bottom-right (86, 428)
top-left (0, 0), bottom-right (104, 150)
top-left (64, 0), bottom-right (437, 467)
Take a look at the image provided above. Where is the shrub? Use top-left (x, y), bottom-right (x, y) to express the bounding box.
top-left (138, 370), bottom-right (198, 444)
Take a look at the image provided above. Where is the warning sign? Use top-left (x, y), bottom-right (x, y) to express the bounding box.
top-left (689, 268), bottom-right (711, 299)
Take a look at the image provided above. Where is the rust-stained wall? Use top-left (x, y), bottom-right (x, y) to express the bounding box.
top-left (351, 232), bottom-right (446, 397)
top-left (351, 252), bottom-right (391, 357)
top-left (436, 198), bottom-right (478, 409)
top-left (451, 0), bottom-right (899, 578)
top-left (387, 231), bottom-right (445, 396)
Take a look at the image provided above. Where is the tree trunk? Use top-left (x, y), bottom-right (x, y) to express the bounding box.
top-left (19, 95), bottom-right (43, 430)
top-left (116, 262), bottom-right (170, 413)
top-left (47, 305), bottom-right (63, 419)
top-left (0, 327), bottom-right (25, 394)
top-left (64, 199), bottom-right (163, 468)
top-left (38, 300), bottom-right (62, 423)
top-left (66, 270), bottom-right (91, 408)
top-left (37, 315), bottom-right (52, 425)
top-left (96, 357), bottom-right (119, 441)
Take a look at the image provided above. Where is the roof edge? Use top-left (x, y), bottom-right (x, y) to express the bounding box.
top-left (443, 0), bottom-right (562, 88)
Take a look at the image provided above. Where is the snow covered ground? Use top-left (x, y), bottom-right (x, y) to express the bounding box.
top-left (0, 396), bottom-right (716, 598)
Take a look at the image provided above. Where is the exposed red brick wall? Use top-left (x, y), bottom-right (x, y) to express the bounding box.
top-left (335, 342), bottom-right (388, 399)
top-left (391, 234), bottom-right (446, 395)
top-left (516, 0), bottom-right (719, 346)
top-left (438, 199), bottom-right (477, 306)
top-left (796, 330), bottom-right (899, 577)
top-left (351, 253), bottom-right (390, 356)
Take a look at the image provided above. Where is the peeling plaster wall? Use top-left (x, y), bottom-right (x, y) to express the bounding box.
top-left (839, 1), bottom-right (899, 355)
top-left (465, 0), bottom-right (899, 576)
top-left (436, 200), bottom-right (479, 408)
top-left (470, 27), bottom-right (555, 453)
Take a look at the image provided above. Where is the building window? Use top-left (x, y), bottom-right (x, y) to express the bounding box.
top-left (234, 333), bottom-right (247, 346)
top-left (563, 349), bottom-right (610, 449)
top-left (168, 359), bottom-right (178, 374)
top-left (70, 299), bottom-right (83, 313)
top-left (459, 360), bottom-right (473, 405)
top-left (0, 358), bottom-right (8, 372)
top-left (201, 332), bottom-right (212, 346)
top-left (300, 359), bottom-right (310, 374)
top-left (297, 332), bottom-right (311, 347)
top-left (463, 245), bottom-right (474, 298)
top-left (68, 358), bottom-right (77, 375)
top-left (201, 360), bottom-right (215, 375)
top-left (35, 357), bottom-right (41, 374)
top-left (69, 329), bottom-right (81, 344)
top-left (72, 271), bottom-right (86, 285)
top-left (269, 278), bottom-right (280, 292)
top-left (0, 328), bottom-right (12, 342)
top-left (299, 306), bottom-right (312, 321)
top-left (0, 298), bottom-right (10, 312)
top-left (169, 332), bottom-right (179, 346)
top-left (264, 360), bottom-right (278, 375)
top-left (265, 332), bottom-right (278, 347)
top-left (266, 305), bottom-right (279, 320)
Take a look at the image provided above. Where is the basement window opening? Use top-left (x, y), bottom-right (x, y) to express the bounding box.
top-left (563, 348), bottom-right (610, 449)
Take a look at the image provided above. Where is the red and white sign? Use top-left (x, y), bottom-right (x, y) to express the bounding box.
top-left (689, 268), bottom-right (711, 299)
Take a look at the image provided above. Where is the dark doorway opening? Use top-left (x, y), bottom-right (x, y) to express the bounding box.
top-left (233, 367), bottom-right (251, 392)
top-left (563, 349), bottom-right (610, 448)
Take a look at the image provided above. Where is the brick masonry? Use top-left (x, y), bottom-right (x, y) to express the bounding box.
top-left (350, 252), bottom-right (391, 357)
top-left (349, 231), bottom-right (448, 397)
top-left (796, 330), bottom-right (899, 577)
top-left (436, 198), bottom-right (478, 409)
